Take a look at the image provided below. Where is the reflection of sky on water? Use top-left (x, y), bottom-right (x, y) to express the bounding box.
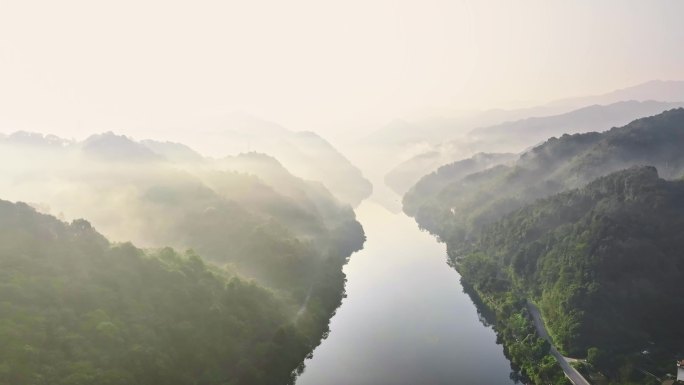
top-left (296, 199), bottom-right (516, 385)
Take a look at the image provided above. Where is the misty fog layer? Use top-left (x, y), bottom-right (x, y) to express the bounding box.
top-left (0, 130), bottom-right (369, 384)
top-left (2, 2), bottom-right (684, 385)
top-left (380, 99), bottom-right (684, 195)
top-left (398, 107), bottom-right (684, 384)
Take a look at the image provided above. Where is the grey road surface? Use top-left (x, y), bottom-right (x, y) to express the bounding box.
top-left (526, 302), bottom-right (591, 385)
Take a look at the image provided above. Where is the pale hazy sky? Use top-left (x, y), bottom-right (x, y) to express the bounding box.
top-left (1, 0), bottom-right (683, 141)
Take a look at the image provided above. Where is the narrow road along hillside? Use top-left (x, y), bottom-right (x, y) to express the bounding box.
top-left (526, 302), bottom-right (591, 385)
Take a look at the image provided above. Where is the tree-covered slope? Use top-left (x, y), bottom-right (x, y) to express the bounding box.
top-left (405, 108), bottom-right (684, 250)
top-left (382, 100), bottom-right (684, 197)
top-left (459, 167), bottom-right (684, 357)
top-left (386, 151), bottom-right (516, 196)
top-left (163, 113), bottom-right (373, 207)
top-left (0, 133), bottom-right (363, 294)
top-left (0, 200), bottom-right (312, 385)
top-left (401, 152), bottom-right (517, 214)
top-left (0, 132), bottom-right (366, 385)
top-left (403, 109), bottom-right (684, 384)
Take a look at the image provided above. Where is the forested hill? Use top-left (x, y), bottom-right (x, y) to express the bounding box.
top-left (164, 113), bottom-right (374, 207)
top-left (401, 152), bottom-right (517, 213)
top-left (0, 132), bottom-right (364, 295)
top-left (387, 152), bottom-right (516, 196)
top-left (459, 167), bottom-right (684, 357)
top-left (402, 108), bottom-right (684, 384)
top-left (0, 200), bottom-right (314, 385)
top-left (0, 133), bottom-right (366, 385)
top-left (404, 108), bottom-right (684, 250)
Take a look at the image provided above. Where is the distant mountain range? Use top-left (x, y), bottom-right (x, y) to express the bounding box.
top-left (0, 131), bottom-right (363, 264)
top-left (162, 113), bottom-right (373, 206)
top-left (1, 123), bottom-right (373, 207)
top-left (402, 107), bottom-right (684, 384)
top-left (467, 100), bottom-right (684, 149)
top-left (0, 130), bottom-right (367, 385)
top-left (366, 80), bottom-right (684, 148)
top-left (396, 152), bottom-right (517, 203)
top-left (543, 79), bottom-right (684, 111)
top-left (385, 100), bottom-right (684, 195)
top-left (404, 108), bottom-right (684, 242)
top-left (386, 152), bottom-right (517, 196)
top-left (462, 166), bottom-right (684, 355)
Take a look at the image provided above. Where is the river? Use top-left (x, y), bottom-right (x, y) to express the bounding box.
top-left (295, 199), bottom-right (517, 385)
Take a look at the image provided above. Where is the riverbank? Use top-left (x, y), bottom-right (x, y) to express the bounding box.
top-left (295, 201), bottom-right (517, 385)
top-left (526, 302), bottom-right (591, 385)
top-left (457, 280), bottom-right (571, 385)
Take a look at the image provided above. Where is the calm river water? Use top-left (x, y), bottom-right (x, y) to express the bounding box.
top-left (295, 199), bottom-right (517, 385)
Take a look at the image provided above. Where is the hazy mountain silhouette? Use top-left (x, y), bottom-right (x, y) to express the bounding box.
top-left (466, 100), bottom-right (684, 152)
top-left (544, 79), bottom-right (684, 111)
top-left (367, 80), bottom-right (684, 148)
top-left (141, 139), bottom-right (206, 163)
top-left (405, 108), bottom-right (684, 243)
top-left (82, 132), bottom-right (163, 162)
top-left (386, 152), bottom-right (517, 196)
top-left (176, 113), bottom-right (373, 206)
top-left (386, 100), bottom-right (684, 194)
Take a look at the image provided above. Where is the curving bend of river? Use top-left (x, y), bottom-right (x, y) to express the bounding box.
top-left (295, 200), bottom-right (517, 385)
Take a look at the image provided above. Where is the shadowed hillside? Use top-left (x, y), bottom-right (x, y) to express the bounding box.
top-left (0, 133), bottom-right (366, 385)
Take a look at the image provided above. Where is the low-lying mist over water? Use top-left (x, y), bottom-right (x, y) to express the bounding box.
top-left (2, 1), bottom-right (684, 385)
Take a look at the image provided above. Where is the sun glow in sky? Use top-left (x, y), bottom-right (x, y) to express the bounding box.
top-left (1, 0), bottom-right (683, 141)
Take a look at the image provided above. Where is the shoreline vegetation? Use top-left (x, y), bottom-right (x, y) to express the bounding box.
top-left (406, 109), bottom-right (684, 385)
top-left (460, 279), bottom-right (570, 385)
top-left (0, 198), bottom-right (364, 385)
top-left (0, 133), bottom-right (368, 385)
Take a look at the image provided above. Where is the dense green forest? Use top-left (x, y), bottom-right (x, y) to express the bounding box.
top-left (0, 132), bottom-right (364, 294)
top-left (404, 108), bottom-right (684, 253)
top-left (403, 109), bottom-right (684, 384)
top-left (0, 200), bottom-right (314, 384)
top-left (459, 168), bottom-right (684, 381)
top-left (387, 100), bottom-right (683, 196)
top-left (0, 133), bottom-right (366, 384)
top-left (401, 152), bottom-right (516, 211)
top-left (460, 284), bottom-right (570, 385)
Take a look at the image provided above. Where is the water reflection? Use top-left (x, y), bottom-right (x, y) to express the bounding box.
top-left (295, 200), bottom-right (516, 385)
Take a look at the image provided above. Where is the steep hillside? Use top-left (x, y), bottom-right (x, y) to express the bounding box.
top-left (0, 200), bottom-right (313, 385)
top-left (385, 101), bottom-right (684, 195)
top-left (82, 132), bottom-right (164, 162)
top-left (141, 139), bottom-right (206, 163)
top-left (276, 131), bottom-right (372, 207)
top-left (165, 113), bottom-right (373, 206)
top-left (404, 108), bottom-right (684, 385)
top-left (405, 108), bottom-right (684, 250)
top-left (2, 132), bottom-right (364, 291)
top-left (397, 152), bottom-right (516, 200)
top-left (0, 133), bottom-right (366, 385)
top-left (459, 166), bottom-right (684, 358)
